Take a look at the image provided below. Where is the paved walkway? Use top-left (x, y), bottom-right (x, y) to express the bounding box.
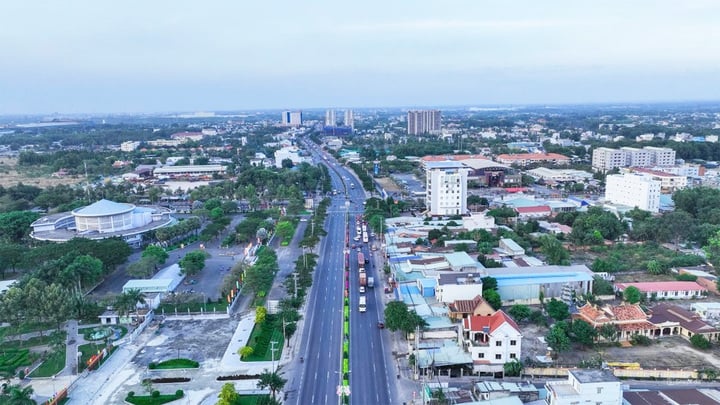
top-left (61, 320), bottom-right (79, 376)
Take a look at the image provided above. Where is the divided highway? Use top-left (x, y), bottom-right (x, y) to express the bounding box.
top-left (295, 140), bottom-right (396, 405)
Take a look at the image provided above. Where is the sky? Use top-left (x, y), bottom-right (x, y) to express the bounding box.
top-left (2, 0), bottom-right (720, 114)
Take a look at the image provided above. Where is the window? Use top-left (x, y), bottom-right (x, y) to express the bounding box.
top-left (509, 353), bottom-right (516, 359)
top-left (495, 354), bottom-right (502, 360)
top-left (478, 353), bottom-right (484, 359)
top-left (495, 341), bottom-right (502, 347)
top-left (510, 340), bottom-right (517, 346)
top-left (596, 387), bottom-right (603, 394)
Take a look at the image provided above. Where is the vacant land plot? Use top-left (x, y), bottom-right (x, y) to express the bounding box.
top-left (0, 157), bottom-right (82, 188)
top-left (133, 319), bottom-right (238, 367)
top-left (374, 177), bottom-right (402, 193)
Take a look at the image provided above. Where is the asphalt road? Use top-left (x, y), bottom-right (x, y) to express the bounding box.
top-left (295, 141), bottom-right (396, 405)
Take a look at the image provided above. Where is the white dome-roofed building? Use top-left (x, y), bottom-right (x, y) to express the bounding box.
top-left (73, 199), bottom-right (137, 234)
top-left (31, 199), bottom-right (175, 246)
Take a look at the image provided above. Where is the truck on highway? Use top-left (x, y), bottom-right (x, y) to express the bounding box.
top-left (362, 232), bottom-right (369, 243)
top-left (359, 295), bottom-right (366, 312)
top-left (359, 272), bottom-right (367, 286)
top-left (368, 277), bottom-right (374, 288)
top-left (357, 252), bottom-right (365, 271)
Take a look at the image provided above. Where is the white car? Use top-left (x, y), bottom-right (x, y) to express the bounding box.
top-left (359, 286), bottom-right (366, 293)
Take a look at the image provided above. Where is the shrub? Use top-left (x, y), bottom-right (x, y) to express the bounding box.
top-left (128, 391), bottom-right (135, 397)
top-left (630, 334), bottom-right (652, 346)
top-left (175, 389), bottom-right (184, 398)
top-left (148, 362), bottom-right (157, 369)
top-left (152, 390), bottom-right (160, 398)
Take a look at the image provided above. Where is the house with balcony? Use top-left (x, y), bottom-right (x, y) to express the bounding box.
top-left (545, 369), bottom-right (622, 405)
top-left (461, 310), bottom-right (522, 374)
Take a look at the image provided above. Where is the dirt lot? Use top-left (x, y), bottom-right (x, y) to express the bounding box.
top-left (133, 318), bottom-right (238, 367)
top-left (374, 177), bottom-right (402, 193)
top-left (520, 321), bottom-right (720, 370)
top-left (0, 157), bottom-right (83, 188)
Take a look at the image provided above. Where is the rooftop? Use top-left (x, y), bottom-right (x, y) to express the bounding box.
top-left (615, 281), bottom-right (707, 292)
top-left (570, 368), bottom-right (620, 384)
top-left (73, 199), bottom-right (135, 216)
top-left (463, 310), bottom-right (520, 334)
top-left (424, 161), bottom-right (467, 170)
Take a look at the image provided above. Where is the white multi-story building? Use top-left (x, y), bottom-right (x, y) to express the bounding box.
top-left (274, 146), bottom-right (304, 168)
top-left (120, 141), bottom-right (140, 152)
top-left (605, 173), bottom-right (661, 213)
top-left (644, 146), bottom-right (676, 166)
top-left (630, 168), bottom-right (687, 192)
top-left (461, 310), bottom-right (522, 374)
top-left (343, 109), bottom-right (354, 129)
top-left (325, 109), bottom-right (336, 126)
top-left (545, 369), bottom-right (622, 405)
top-left (621, 147), bottom-right (653, 167)
top-left (281, 111), bottom-right (303, 127)
top-left (592, 146), bottom-right (676, 171)
top-left (592, 147), bottom-right (626, 171)
top-left (407, 110), bottom-right (441, 135)
top-left (425, 161), bottom-right (468, 216)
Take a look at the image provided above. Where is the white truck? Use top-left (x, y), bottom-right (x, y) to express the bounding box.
top-left (359, 295), bottom-right (367, 312)
top-left (368, 277), bottom-right (374, 288)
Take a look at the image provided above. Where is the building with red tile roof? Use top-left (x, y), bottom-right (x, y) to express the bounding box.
top-left (574, 303), bottom-right (655, 342)
top-left (495, 153), bottom-right (570, 167)
top-left (448, 295), bottom-right (494, 320)
top-left (614, 281), bottom-right (708, 300)
top-left (461, 310), bottom-right (522, 374)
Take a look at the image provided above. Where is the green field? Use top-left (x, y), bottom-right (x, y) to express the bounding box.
top-left (30, 349), bottom-right (66, 377)
top-left (149, 358), bottom-right (199, 370)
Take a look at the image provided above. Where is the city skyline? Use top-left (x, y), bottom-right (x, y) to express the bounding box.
top-left (2, 0), bottom-right (720, 114)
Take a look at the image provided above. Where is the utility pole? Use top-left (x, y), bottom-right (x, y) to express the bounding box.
top-left (271, 340), bottom-right (278, 374)
top-left (293, 272), bottom-right (299, 298)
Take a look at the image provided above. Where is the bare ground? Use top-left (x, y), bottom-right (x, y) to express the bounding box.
top-left (520, 322), bottom-right (719, 370)
top-left (0, 157), bottom-right (83, 188)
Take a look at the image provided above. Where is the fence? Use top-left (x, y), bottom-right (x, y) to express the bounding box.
top-left (524, 367), bottom-right (704, 381)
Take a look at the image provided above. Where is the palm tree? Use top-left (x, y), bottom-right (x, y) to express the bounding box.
top-left (114, 289), bottom-right (147, 322)
top-left (1, 384), bottom-right (36, 405)
top-left (257, 370), bottom-right (286, 401)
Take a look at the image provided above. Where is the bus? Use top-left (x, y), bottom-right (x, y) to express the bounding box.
top-left (359, 295), bottom-right (367, 312)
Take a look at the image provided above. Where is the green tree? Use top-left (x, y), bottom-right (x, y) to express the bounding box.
top-left (257, 370), bottom-right (286, 401)
top-left (691, 334), bottom-right (712, 350)
top-left (570, 320), bottom-right (597, 347)
top-left (623, 286), bottom-right (642, 304)
top-left (275, 221), bottom-right (294, 241)
top-left (704, 230), bottom-right (720, 268)
top-left (127, 256), bottom-right (159, 279)
top-left (539, 235), bottom-right (570, 265)
top-left (179, 250), bottom-right (209, 276)
top-left (217, 382), bottom-right (240, 405)
top-left (142, 245), bottom-right (169, 265)
top-left (0, 384), bottom-right (36, 405)
top-left (598, 323), bottom-right (620, 343)
top-left (384, 301), bottom-right (428, 337)
top-left (238, 346), bottom-right (254, 359)
top-left (42, 283), bottom-right (71, 330)
top-left (256, 306), bottom-right (267, 324)
top-left (503, 359), bottom-right (523, 377)
top-left (61, 254), bottom-right (104, 290)
top-left (545, 323), bottom-right (571, 358)
top-left (483, 290), bottom-right (502, 310)
top-left (646, 260), bottom-right (666, 275)
top-left (0, 211), bottom-right (40, 244)
top-left (508, 304), bottom-right (532, 322)
top-left (592, 276), bottom-right (615, 295)
top-left (546, 298), bottom-right (569, 321)
top-left (0, 244), bottom-right (25, 279)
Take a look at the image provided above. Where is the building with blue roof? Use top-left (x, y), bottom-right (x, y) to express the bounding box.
top-left (484, 265), bottom-right (594, 305)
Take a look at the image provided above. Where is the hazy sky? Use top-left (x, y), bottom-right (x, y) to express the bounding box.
top-left (2, 0), bottom-right (720, 114)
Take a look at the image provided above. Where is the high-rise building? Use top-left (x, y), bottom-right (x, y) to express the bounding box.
top-left (281, 111), bottom-right (303, 127)
top-left (343, 110), bottom-right (354, 129)
top-left (605, 173), bottom-right (661, 213)
top-left (325, 109), bottom-right (336, 127)
top-left (425, 161), bottom-right (469, 216)
top-left (407, 110), bottom-right (441, 135)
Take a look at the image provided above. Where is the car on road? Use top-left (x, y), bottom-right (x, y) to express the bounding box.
top-left (377, 322), bottom-right (385, 329)
top-left (359, 286), bottom-right (366, 293)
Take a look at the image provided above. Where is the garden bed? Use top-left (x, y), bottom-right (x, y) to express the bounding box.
top-left (242, 315), bottom-right (284, 362)
top-left (216, 374), bottom-right (261, 381)
top-left (143, 377), bottom-right (191, 384)
top-left (79, 325), bottom-right (127, 341)
top-left (0, 349), bottom-right (33, 377)
top-left (156, 302), bottom-right (228, 314)
top-left (148, 358), bottom-right (199, 370)
top-left (125, 390), bottom-right (184, 405)
top-left (78, 343), bottom-right (116, 372)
